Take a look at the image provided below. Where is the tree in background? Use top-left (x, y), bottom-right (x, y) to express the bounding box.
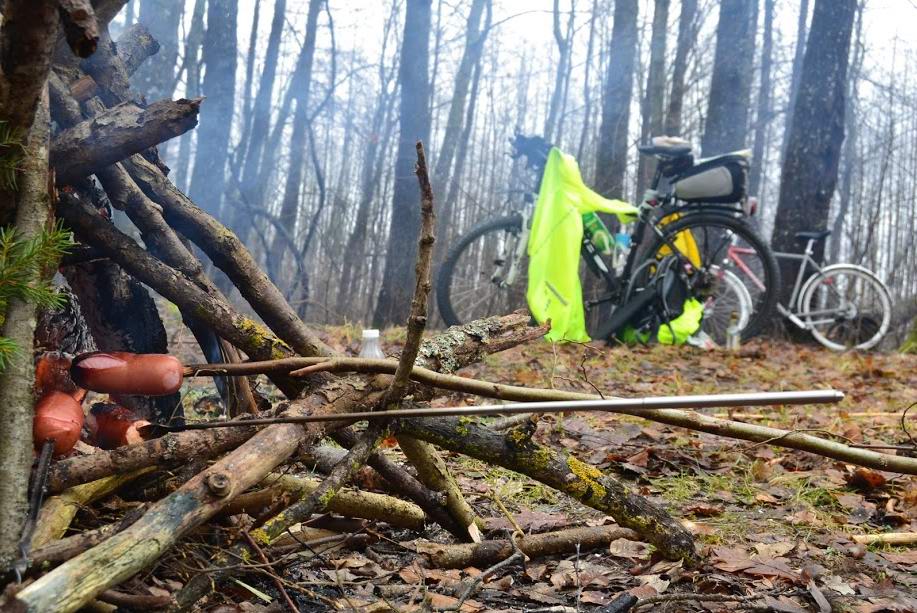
top-left (132, 0), bottom-right (183, 100)
top-left (189, 0), bottom-right (238, 218)
top-left (701, 0), bottom-right (756, 156)
top-left (664, 0), bottom-right (697, 137)
top-left (772, 0), bottom-right (858, 303)
top-left (374, 0), bottom-right (433, 326)
top-left (636, 0), bottom-right (670, 195)
top-left (594, 0), bottom-right (638, 200)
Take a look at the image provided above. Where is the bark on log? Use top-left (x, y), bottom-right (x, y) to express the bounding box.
top-left (80, 26), bottom-right (136, 107)
top-left (222, 473), bottom-right (426, 530)
top-left (30, 469), bottom-right (153, 548)
top-left (115, 24), bottom-right (160, 76)
top-left (30, 505), bottom-right (148, 567)
top-left (47, 423), bottom-right (256, 494)
top-left (58, 0), bottom-right (100, 58)
top-left (56, 193), bottom-right (305, 397)
top-left (417, 525), bottom-right (639, 569)
top-left (51, 99), bottom-right (200, 183)
top-left (395, 416), bottom-right (697, 562)
top-left (14, 316), bottom-right (534, 612)
top-left (123, 154), bottom-right (334, 359)
top-left (0, 89), bottom-right (54, 569)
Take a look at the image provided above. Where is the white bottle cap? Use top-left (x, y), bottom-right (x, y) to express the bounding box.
top-left (362, 329), bottom-right (380, 339)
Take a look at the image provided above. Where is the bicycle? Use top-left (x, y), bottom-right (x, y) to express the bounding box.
top-left (728, 230), bottom-right (892, 351)
top-left (436, 134), bottom-right (780, 345)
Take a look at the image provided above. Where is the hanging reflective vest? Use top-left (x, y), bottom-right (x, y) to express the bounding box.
top-left (526, 148), bottom-right (638, 342)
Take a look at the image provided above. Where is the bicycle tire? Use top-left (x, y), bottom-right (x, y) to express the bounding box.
top-left (636, 213), bottom-right (780, 339)
top-left (798, 265), bottom-right (892, 351)
top-left (436, 214), bottom-right (527, 326)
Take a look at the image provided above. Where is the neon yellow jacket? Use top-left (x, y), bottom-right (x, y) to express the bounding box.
top-left (526, 148), bottom-right (638, 342)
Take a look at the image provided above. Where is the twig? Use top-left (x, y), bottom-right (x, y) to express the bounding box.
top-left (852, 532), bottom-right (917, 545)
top-left (438, 532), bottom-right (527, 612)
top-left (382, 140), bottom-right (436, 405)
top-left (633, 593), bottom-right (762, 610)
top-left (243, 531), bottom-right (298, 613)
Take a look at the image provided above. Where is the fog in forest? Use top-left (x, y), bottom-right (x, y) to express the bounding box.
top-left (111, 0), bottom-right (916, 337)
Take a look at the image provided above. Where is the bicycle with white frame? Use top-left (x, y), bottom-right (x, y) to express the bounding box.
top-left (728, 229), bottom-right (892, 351)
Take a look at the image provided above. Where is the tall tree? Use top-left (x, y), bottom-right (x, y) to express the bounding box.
top-left (189, 0), bottom-right (238, 219)
top-left (133, 0), bottom-right (183, 100)
top-left (594, 0), bottom-right (638, 200)
top-left (544, 0), bottom-right (576, 143)
top-left (575, 0), bottom-right (600, 162)
top-left (771, 0), bottom-right (857, 303)
top-left (636, 0), bottom-right (670, 195)
top-left (780, 0), bottom-right (811, 163)
top-left (373, 0), bottom-right (432, 326)
top-left (664, 0), bottom-right (697, 136)
top-left (173, 0), bottom-right (206, 193)
top-left (701, 0), bottom-right (756, 156)
top-left (270, 0), bottom-right (323, 271)
top-left (230, 0), bottom-right (286, 234)
top-left (432, 0), bottom-right (491, 261)
top-left (748, 0), bottom-right (774, 199)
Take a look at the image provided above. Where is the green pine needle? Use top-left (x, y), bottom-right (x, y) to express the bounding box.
top-left (0, 221), bottom-right (73, 370)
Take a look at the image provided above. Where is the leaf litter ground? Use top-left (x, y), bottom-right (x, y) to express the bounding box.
top-left (168, 322), bottom-right (917, 612)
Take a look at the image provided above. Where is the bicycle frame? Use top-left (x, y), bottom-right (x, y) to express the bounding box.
top-left (729, 238), bottom-right (832, 330)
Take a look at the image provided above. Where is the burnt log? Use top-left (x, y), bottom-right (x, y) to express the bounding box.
top-left (51, 99), bottom-right (200, 183)
top-left (115, 24), bottom-right (160, 76)
top-left (58, 0), bottom-right (100, 58)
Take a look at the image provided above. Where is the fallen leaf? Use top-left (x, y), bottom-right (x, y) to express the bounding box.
top-left (608, 538), bottom-right (652, 560)
top-left (754, 541), bottom-right (795, 558)
top-left (846, 468), bottom-right (887, 491)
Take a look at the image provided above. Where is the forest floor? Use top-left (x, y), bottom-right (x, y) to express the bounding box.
top-left (166, 318), bottom-right (917, 613)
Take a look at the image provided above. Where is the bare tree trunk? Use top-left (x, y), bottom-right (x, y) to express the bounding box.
top-left (0, 0), bottom-right (61, 569)
top-left (779, 0), bottom-right (811, 165)
top-left (543, 0), bottom-right (575, 143)
top-left (664, 0), bottom-right (697, 136)
top-left (828, 4), bottom-right (864, 264)
top-left (636, 0), bottom-right (670, 195)
top-left (132, 0), bottom-right (182, 100)
top-left (0, 90), bottom-right (53, 571)
top-left (701, 0), bottom-right (756, 156)
top-left (772, 0), bottom-right (857, 304)
top-left (748, 0), bottom-right (774, 200)
top-left (594, 0), bottom-right (638, 200)
top-left (433, 0), bottom-right (491, 262)
top-left (373, 0), bottom-right (432, 326)
top-left (230, 0), bottom-right (286, 237)
top-left (576, 0), bottom-right (599, 163)
top-left (269, 0), bottom-right (323, 278)
top-left (188, 0), bottom-right (237, 219)
top-left (173, 0), bottom-right (206, 193)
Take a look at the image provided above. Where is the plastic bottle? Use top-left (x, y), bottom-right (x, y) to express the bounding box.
top-left (725, 311), bottom-right (741, 351)
top-left (358, 329), bottom-right (385, 359)
top-left (582, 212), bottom-right (613, 255)
top-left (613, 231), bottom-right (632, 275)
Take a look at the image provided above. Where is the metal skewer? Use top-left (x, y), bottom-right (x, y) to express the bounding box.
top-left (142, 390), bottom-right (844, 435)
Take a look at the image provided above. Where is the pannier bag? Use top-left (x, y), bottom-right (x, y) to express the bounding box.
top-left (672, 151), bottom-right (750, 204)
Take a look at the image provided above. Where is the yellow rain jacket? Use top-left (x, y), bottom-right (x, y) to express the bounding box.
top-left (527, 148), bottom-right (638, 342)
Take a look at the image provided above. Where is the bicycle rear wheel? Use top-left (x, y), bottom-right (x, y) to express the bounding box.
top-left (436, 214), bottom-right (528, 326)
top-left (636, 213), bottom-right (780, 340)
top-left (799, 265), bottom-right (891, 351)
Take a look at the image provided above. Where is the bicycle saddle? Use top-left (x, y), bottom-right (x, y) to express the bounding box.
top-left (638, 136), bottom-right (693, 158)
top-left (795, 230), bottom-right (831, 242)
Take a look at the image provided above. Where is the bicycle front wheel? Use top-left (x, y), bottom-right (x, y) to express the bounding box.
top-left (799, 265), bottom-right (892, 351)
top-left (436, 214), bottom-right (528, 326)
top-left (638, 213), bottom-right (780, 340)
